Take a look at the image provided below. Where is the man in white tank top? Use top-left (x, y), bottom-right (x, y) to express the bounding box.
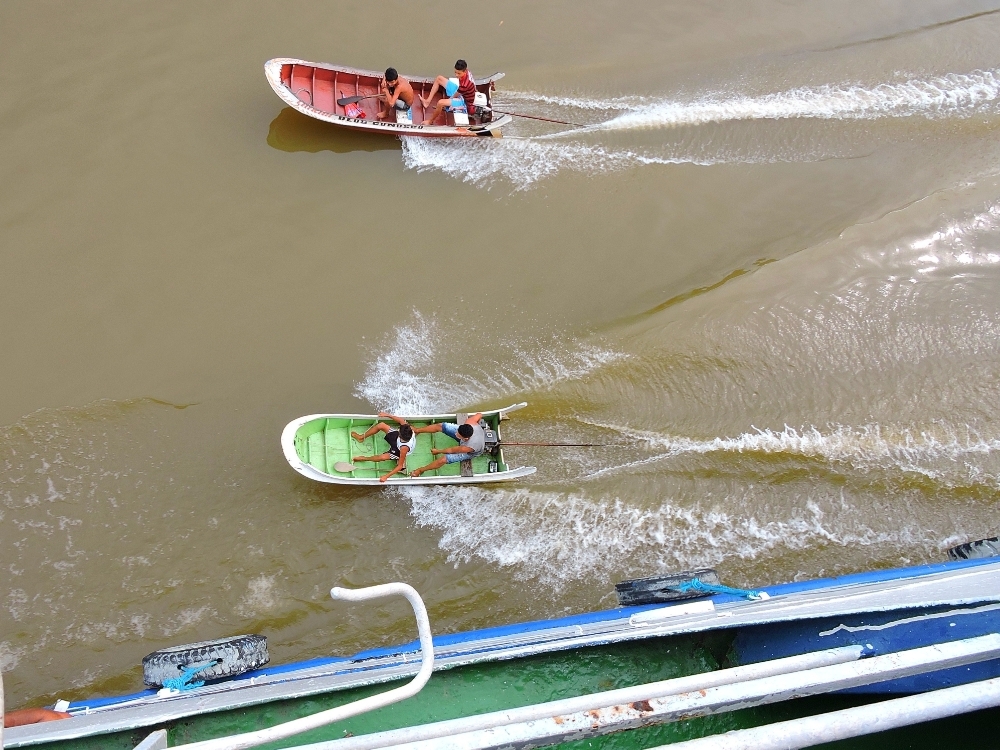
top-left (351, 412), bottom-right (417, 482)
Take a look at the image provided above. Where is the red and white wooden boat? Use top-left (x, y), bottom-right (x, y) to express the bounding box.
top-left (264, 58), bottom-right (512, 137)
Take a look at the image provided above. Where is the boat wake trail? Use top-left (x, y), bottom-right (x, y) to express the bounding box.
top-left (354, 310), bottom-right (625, 413)
top-left (402, 68), bottom-right (1000, 189)
top-left (582, 421), bottom-right (1000, 488)
top-left (400, 137), bottom-right (713, 191)
top-left (596, 68), bottom-right (1000, 131)
top-left (400, 484), bottom-right (940, 588)
top-left (398, 417), bottom-right (1000, 587)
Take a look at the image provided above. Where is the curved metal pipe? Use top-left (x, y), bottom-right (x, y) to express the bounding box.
top-left (174, 582), bottom-right (434, 750)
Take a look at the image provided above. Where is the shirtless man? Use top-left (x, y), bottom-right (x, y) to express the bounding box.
top-left (350, 412), bottom-right (416, 482)
top-left (377, 68), bottom-right (414, 121)
top-left (420, 59), bottom-right (477, 126)
top-left (410, 412), bottom-right (486, 477)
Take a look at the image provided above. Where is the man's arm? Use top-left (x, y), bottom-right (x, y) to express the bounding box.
top-left (463, 413), bottom-right (483, 426)
top-left (378, 411), bottom-right (409, 426)
top-left (381, 80), bottom-right (399, 107)
top-left (380, 448), bottom-right (409, 482)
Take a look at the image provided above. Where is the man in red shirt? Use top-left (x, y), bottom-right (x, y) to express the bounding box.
top-left (420, 59), bottom-right (477, 126)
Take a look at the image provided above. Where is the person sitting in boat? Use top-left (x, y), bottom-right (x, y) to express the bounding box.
top-left (351, 413), bottom-right (417, 482)
top-left (420, 59), bottom-right (477, 126)
top-left (376, 67), bottom-right (414, 121)
top-left (410, 412), bottom-right (485, 477)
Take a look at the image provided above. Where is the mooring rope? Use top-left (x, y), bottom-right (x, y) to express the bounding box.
top-left (161, 661), bottom-right (218, 692)
top-left (672, 578), bottom-right (769, 601)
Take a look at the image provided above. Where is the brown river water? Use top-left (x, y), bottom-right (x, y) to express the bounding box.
top-left (3, 0), bottom-right (1000, 710)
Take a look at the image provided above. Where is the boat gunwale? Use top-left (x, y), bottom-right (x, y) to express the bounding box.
top-left (267, 57), bottom-right (507, 88)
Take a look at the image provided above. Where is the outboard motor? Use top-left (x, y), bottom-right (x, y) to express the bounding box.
top-left (480, 418), bottom-right (500, 454)
top-left (474, 91), bottom-right (493, 124)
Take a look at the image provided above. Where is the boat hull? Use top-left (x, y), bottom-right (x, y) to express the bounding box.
top-left (264, 58), bottom-right (513, 137)
top-left (734, 601), bottom-right (1000, 694)
top-left (280, 403), bottom-right (536, 485)
top-left (8, 557), bottom-right (1000, 748)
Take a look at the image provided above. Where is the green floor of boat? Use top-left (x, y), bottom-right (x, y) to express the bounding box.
top-left (36, 633), bottom-right (1000, 749)
top-left (294, 416), bottom-right (507, 479)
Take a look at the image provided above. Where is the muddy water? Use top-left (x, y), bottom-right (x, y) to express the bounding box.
top-left (3, 0), bottom-right (1000, 708)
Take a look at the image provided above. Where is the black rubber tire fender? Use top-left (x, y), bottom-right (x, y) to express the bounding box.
top-left (947, 536), bottom-right (1000, 561)
top-left (142, 634), bottom-right (269, 688)
top-left (615, 568), bottom-right (721, 607)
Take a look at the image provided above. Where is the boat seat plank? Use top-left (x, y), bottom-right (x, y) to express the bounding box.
top-left (433, 422), bottom-right (462, 477)
top-left (312, 68), bottom-right (335, 112)
top-left (345, 420), bottom-right (378, 478)
top-left (373, 432), bottom-right (395, 471)
top-left (407, 424), bottom-right (435, 476)
top-left (456, 413), bottom-right (474, 477)
top-left (290, 65), bottom-right (314, 106)
top-left (347, 422), bottom-right (375, 454)
top-left (307, 430), bottom-right (326, 473)
top-left (325, 423), bottom-right (352, 475)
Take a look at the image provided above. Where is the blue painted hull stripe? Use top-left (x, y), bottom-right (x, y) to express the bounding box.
top-left (68, 555), bottom-right (1000, 710)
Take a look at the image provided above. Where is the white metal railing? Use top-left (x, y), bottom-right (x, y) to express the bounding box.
top-left (170, 582), bottom-right (434, 750)
top-left (289, 645), bottom-right (866, 750)
top-left (285, 632), bottom-right (1000, 750)
top-left (656, 675), bottom-right (1000, 750)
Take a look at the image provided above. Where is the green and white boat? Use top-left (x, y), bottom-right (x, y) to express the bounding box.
top-left (280, 403), bottom-right (536, 486)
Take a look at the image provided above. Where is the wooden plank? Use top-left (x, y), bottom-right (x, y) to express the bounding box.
top-left (456, 413), bottom-right (474, 477)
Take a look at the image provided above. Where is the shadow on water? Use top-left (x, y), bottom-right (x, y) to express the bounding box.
top-left (266, 107), bottom-right (401, 154)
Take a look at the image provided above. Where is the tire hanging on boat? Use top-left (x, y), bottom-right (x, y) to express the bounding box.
top-left (614, 569), bottom-right (722, 606)
top-left (947, 536), bottom-right (1000, 561)
top-left (142, 634), bottom-right (269, 687)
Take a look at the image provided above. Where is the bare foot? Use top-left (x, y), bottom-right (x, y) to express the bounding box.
top-left (410, 469), bottom-right (423, 477)
top-left (351, 432), bottom-right (365, 442)
top-left (420, 96), bottom-right (431, 108)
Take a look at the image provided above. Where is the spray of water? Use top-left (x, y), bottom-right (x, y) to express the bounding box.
top-left (581, 421), bottom-right (1000, 487)
top-left (354, 311), bottom-right (625, 413)
top-left (599, 69), bottom-right (1000, 131)
top-left (401, 485), bottom-right (939, 587)
top-left (402, 68), bottom-right (1000, 189)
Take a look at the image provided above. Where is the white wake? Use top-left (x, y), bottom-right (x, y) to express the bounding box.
top-left (354, 311), bottom-right (624, 413)
top-left (402, 68), bottom-right (1000, 189)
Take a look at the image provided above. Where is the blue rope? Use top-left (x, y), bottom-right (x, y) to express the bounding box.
top-left (672, 578), bottom-right (768, 601)
top-left (161, 661), bottom-right (217, 692)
